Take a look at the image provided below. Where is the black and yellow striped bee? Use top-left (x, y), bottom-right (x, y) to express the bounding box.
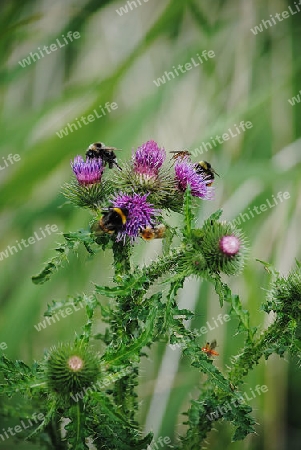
top-left (99, 207), bottom-right (128, 233)
top-left (194, 161), bottom-right (219, 186)
top-left (86, 142), bottom-right (122, 170)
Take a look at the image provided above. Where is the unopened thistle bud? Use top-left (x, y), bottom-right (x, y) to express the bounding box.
top-left (199, 220), bottom-right (248, 275)
top-left (46, 343), bottom-right (99, 396)
top-left (265, 268), bottom-right (301, 320)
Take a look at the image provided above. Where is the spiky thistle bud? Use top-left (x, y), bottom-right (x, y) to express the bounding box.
top-left (265, 268), bottom-right (301, 320)
top-left (199, 220), bottom-right (248, 275)
top-left (46, 343), bottom-right (99, 397)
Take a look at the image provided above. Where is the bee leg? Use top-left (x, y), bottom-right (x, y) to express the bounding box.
top-left (114, 161), bottom-right (122, 171)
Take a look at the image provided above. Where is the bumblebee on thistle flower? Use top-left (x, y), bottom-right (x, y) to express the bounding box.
top-left (69, 140), bottom-right (244, 260)
top-left (170, 150), bottom-right (219, 187)
top-left (174, 156), bottom-right (214, 199)
top-left (86, 141), bottom-right (122, 170)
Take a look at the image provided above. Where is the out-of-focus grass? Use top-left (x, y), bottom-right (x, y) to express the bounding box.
top-left (0, 0), bottom-right (301, 448)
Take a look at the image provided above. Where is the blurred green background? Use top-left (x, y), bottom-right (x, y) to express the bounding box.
top-left (0, 0), bottom-right (301, 448)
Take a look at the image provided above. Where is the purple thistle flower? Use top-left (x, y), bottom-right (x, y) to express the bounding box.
top-left (71, 156), bottom-right (104, 185)
top-left (174, 158), bottom-right (213, 199)
top-left (133, 140), bottom-right (166, 177)
top-left (219, 235), bottom-right (241, 256)
top-left (113, 192), bottom-right (159, 242)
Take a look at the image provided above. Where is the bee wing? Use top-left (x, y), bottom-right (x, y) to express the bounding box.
top-left (170, 150), bottom-right (191, 154)
top-left (210, 339), bottom-right (217, 349)
top-left (104, 146), bottom-right (122, 151)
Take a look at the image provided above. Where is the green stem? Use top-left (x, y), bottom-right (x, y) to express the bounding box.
top-left (112, 240), bottom-right (132, 277)
top-left (75, 402), bottom-right (81, 443)
top-left (228, 316), bottom-right (291, 385)
top-left (111, 241), bottom-right (138, 419)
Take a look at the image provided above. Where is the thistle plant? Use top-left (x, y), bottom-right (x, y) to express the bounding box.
top-left (1, 140), bottom-right (301, 449)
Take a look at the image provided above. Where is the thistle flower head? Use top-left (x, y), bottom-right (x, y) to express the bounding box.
top-left (71, 155), bottom-right (104, 185)
top-left (113, 192), bottom-right (159, 242)
top-left (46, 343), bottom-right (99, 397)
top-left (219, 235), bottom-right (241, 256)
top-left (199, 220), bottom-right (248, 275)
top-left (174, 158), bottom-right (213, 199)
top-left (133, 140), bottom-right (166, 177)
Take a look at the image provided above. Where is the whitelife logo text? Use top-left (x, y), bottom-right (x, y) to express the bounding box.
top-left (207, 385), bottom-right (268, 421)
top-left (55, 102), bottom-right (118, 139)
top-left (250, 2), bottom-right (301, 35)
top-left (34, 301), bottom-right (85, 332)
top-left (153, 50), bottom-right (215, 87)
top-left (0, 153), bottom-right (21, 172)
top-left (170, 314), bottom-right (231, 351)
top-left (0, 224), bottom-right (58, 261)
top-left (18, 31), bottom-right (80, 68)
top-left (230, 191), bottom-right (290, 227)
top-left (190, 121), bottom-right (253, 158)
top-left (288, 89), bottom-right (301, 106)
top-left (0, 412), bottom-right (44, 443)
top-left (116, 0), bottom-right (151, 16)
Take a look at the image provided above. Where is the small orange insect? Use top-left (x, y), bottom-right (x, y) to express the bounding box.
top-left (140, 224), bottom-right (166, 241)
top-left (201, 340), bottom-right (219, 357)
top-left (170, 150), bottom-right (191, 160)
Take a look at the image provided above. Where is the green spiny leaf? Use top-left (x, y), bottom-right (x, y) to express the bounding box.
top-left (103, 298), bottom-right (159, 365)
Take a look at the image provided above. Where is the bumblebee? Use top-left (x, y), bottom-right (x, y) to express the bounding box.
top-left (86, 142), bottom-right (122, 170)
top-left (194, 161), bottom-right (219, 186)
top-left (140, 224), bottom-right (166, 241)
top-left (170, 150), bottom-right (191, 160)
top-left (201, 340), bottom-right (219, 357)
top-left (99, 207), bottom-right (128, 233)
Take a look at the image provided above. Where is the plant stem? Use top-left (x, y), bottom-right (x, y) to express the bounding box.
top-left (228, 316), bottom-right (291, 385)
